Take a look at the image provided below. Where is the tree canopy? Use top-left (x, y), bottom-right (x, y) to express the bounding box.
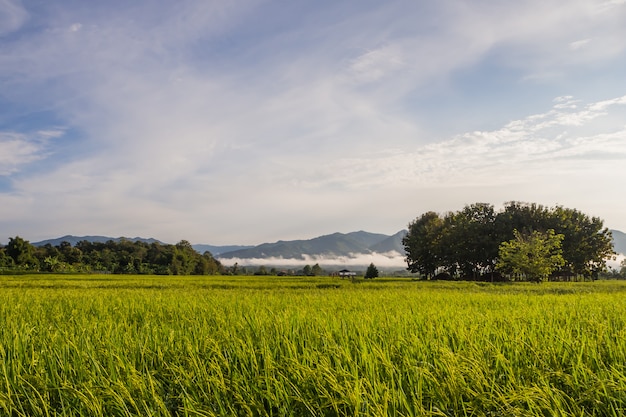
top-left (403, 202), bottom-right (615, 281)
top-left (365, 263), bottom-right (379, 279)
top-left (0, 237), bottom-right (223, 275)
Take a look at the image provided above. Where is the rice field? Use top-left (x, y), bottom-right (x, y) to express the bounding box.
top-left (1, 274), bottom-right (626, 416)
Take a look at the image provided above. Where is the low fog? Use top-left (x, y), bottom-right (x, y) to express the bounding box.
top-left (218, 251), bottom-right (407, 269)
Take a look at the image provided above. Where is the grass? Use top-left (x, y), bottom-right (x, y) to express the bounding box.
top-left (1, 275), bottom-right (626, 416)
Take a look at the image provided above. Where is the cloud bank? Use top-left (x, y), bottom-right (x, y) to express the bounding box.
top-left (219, 251), bottom-right (407, 269)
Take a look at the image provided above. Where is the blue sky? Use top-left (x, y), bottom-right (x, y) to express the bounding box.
top-left (1, 0), bottom-right (626, 245)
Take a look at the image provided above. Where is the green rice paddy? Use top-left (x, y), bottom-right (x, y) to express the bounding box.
top-left (1, 274), bottom-right (625, 416)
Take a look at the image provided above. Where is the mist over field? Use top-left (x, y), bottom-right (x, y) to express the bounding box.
top-left (219, 251), bottom-right (407, 269)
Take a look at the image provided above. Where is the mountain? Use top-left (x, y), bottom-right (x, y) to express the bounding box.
top-left (218, 230), bottom-right (406, 260)
top-left (30, 235), bottom-right (249, 255)
top-left (612, 229), bottom-right (626, 255)
top-left (369, 230), bottom-right (408, 253)
top-left (192, 244), bottom-right (254, 256)
top-left (32, 235), bottom-right (163, 247)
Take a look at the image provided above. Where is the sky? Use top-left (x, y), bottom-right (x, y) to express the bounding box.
top-left (1, 0), bottom-right (626, 246)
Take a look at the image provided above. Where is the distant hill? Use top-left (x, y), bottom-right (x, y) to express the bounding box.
top-left (30, 235), bottom-right (251, 256)
top-left (218, 230), bottom-right (407, 260)
top-left (192, 244), bottom-right (254, 256)
top-left (369, 230), bottom-right (408, 253)
top-left (32, 235), bottom-right (163, 247)
top-left (612, 230), bottom-right (626, 255)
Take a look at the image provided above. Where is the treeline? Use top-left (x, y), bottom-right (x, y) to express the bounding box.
top-left (0, 237), bottom-right (223, 275)
top-left (403, 202), bottom-right (615, 282)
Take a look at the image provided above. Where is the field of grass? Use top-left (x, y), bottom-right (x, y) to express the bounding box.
top-left (1, 274), bottom-right (626, 416)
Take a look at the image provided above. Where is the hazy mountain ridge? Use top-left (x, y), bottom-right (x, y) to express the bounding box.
top-left (31, 236), bottom-right (249, 256)
top-left (192, 244), bottom-right (254, 256)
top-left (612, 230), bottom-right (626, 255)
top-left (369, 230), bottom-right (409, 254)
top-left (33, 235), bottom-right (163, 246)
top-left (218, 231), bottom-right (407, 260)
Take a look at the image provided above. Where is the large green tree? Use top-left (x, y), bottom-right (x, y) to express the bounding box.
top-left (444, 203), bottom-right (499, 279)
top-left (548, 206), bottom-right (615, 278)
top-left (6, 236), bottom-right (38, 269)
top-left (403, 211), bottom-right (444, 278)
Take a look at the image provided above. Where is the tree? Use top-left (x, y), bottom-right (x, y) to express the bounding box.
top-left (496, 229), bottom-right (565, 282)
top-left (497, 202), bottom-right (551, 238)
top-left (403, 211), bottom-right (444, 279)
top-left (43, 256), bottom-right (67, 272)
top-left (365, 263), bottom-right (379, 279)
top-left (311, 263), bottom-right (324, 276)
top-left (6, 236), bottom-right (38, 269)
top-left (170, 240), bottom-right (199, 275)
top-left (302, 264), bottom-right (312, 276)
top-left (548, 206), bottom-right (615, 279)
top-left (444, 203), bottom-right (499, 279)
top-left (0, 246), bottom-right (13, 268)
top-left (201, 251), bottom-right (222, 275)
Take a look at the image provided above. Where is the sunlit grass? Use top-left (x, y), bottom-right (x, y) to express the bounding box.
top-left (1, 275), bottom-right (626, 416)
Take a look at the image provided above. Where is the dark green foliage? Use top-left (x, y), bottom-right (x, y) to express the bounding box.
top-left (6, 236), bottom-right (39, 270)
top-left (0, 246), bottom-right (14, 268)
top-left (444, 203), bottom-right (499, 279)
top-left (3, 237), bottom-right (223, 275)
top-left (311, 263), bottom-right (324, 276)
top-left (404, 202), bottom-right (615, 281)
top-left (402, 211), bottom-right (443, 278)
top-left (365, 263), bottom-right (379, 279)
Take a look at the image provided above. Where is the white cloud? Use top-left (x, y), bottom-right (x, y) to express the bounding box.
top-left (0, 0), bottom-right (28, 35)
top-left (0, 131), bottom-right (56, 175)
top-left (569, 38), bottom-right (591, 50)
top-left (347, 45), bottom-right (406, 84)
top-left (37, 130), bottom-right (65, 139)
top-left (313, 94), bottom-right (626, 189)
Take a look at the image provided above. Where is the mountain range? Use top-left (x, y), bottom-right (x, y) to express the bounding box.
top-left (218, 230), bottom-right (406, 260)
top-left (30, 229), bottom-right (626, 264)
top-left (33, 235), bottom-right (163, 246)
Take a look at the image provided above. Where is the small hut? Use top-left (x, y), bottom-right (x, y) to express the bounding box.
top-left (338, 269), bottom-right (357, 279)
